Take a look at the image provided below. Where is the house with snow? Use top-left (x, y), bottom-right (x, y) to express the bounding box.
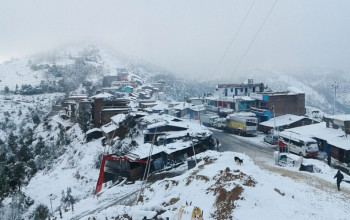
top-left (101, 114), bottom-right (128, 141)
top-left (94, 113), bottom-right (215, 194)
top-left (258, 114), bottom-right (316, 133)
top-left (189, 105), bottom-right (206, 120)
top-left (139, 100), bottom-right (158, 109)
top-left (86, 128), bottom-right (103, 142)
top-left (61, 95), bottom-right (91, 122)
top-left (285, 115), bottom-right (350, 165)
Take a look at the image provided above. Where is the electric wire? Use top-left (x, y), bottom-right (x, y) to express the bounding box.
top-left (232, 0), bottom-right (278, 75)
top-left (213, 0), bottom-right (256, 75)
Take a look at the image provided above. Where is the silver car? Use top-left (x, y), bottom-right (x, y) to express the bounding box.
top-left (264, 134), bottom-right (278, 145)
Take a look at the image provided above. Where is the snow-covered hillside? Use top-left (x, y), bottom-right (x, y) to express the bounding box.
top-left (248, 69), bottom-right (350, 114)
top-left (0, 93), bottom-right (65, 140)
top-left (17, 149), bottom-right (350, 220)
top-left (0, 45), bottom-right (149, 92)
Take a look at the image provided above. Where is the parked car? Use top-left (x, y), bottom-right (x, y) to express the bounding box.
top-left (264, 134), bottom-right (278, 145)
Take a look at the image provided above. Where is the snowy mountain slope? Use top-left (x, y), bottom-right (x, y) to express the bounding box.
top-left (250, 69), bottom-right (350, 114)
top-left (0, 45), bottom-right (169, 92)
top-left (0, 57), bottom-right (47, 91)
top-left (0, 93), bottom-right (65, 140)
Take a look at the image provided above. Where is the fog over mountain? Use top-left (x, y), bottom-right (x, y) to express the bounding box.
top-left (1, 0), bottom-right (350, 80)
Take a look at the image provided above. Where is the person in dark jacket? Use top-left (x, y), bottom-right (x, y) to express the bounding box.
top-left (334, 170), bottom-right (344, 191)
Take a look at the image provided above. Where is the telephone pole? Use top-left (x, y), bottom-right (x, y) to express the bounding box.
top-left (331, 82), bottom-right (338, 115)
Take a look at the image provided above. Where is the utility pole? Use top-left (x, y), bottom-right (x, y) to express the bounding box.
top-left (191, 137), bottom-right (198, 166)
top-left (331, 82), bottom-right (339, 115)
top-left (272, 105), bottom-right (276, 134)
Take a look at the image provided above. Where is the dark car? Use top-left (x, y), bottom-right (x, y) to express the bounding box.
top-left (264, 134), bottom-right (278, 145)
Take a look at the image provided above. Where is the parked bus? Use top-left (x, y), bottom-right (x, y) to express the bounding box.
top-left (226, 112), bottom-right (257, 136)
top-left (279, 131), bottom-right (319, 158)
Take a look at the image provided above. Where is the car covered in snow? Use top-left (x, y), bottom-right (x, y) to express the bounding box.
top-left (264, 134), bottom-right (278, 145)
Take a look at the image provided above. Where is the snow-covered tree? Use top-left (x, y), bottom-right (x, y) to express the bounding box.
top-left (33, 204), bottom-right (49, 220)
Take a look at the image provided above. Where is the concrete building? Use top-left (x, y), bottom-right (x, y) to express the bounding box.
top-left (251, 91), bottom-right (305, 117)
top-left (216, 79), bottom-right (263, 98)
top-left (93, 98), bottom-right (130, 127)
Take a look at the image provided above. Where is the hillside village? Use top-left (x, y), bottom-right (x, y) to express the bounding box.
top-left (1, 63), bottom-right (350, 219)
top-left (58, 68), bottom-right (350, 173)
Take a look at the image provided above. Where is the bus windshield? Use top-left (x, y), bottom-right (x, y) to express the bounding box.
top-left (246, 121), bottom-right (257, 126)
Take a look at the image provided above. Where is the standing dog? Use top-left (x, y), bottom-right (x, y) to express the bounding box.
top-left (234, 156), bottom-right (243, 165)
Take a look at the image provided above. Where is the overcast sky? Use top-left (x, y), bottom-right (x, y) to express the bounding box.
top-left (1, 0), bottom-right (350, 79)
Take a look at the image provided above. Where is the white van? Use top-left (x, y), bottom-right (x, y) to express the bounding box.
top-left (279, 131), bottom-right (319, 158)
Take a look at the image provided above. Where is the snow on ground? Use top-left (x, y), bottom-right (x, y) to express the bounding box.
top-left (76, 151), bottom-right (350, 220)
top-left (0, 57), bottom-right (46, 91)
top-left (0, 93), bottom-right (65, 138)
top-left (21, 126), bottom-right (104, 219)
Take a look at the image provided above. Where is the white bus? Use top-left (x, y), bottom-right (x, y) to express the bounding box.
top-left (279, 131), bottom-right (319, 158)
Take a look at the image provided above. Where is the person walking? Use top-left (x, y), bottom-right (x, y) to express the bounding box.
top-left (334, 170), bottom-right (344, 191)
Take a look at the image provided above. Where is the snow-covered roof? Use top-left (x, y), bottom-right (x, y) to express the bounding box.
top-left (90, 92), bottom-right (114, 99)
top-left (111, 114), bottom-right (126, 124)
top-left (260, 114), bottom-right (306, 128)
top-left (127, 143), bottom-right (164, 160)
top-left (141, 114), bottom-right (211, 139)
top-left (190, 104), bottom-right (205, 112)
top-left (324, 114), bottom-right (350, 121)
top-left (86, 128), bottom-right (102, 134)
top-left (230, 112), bottom-right (256, 118)
top-left (68, 94), bottom-right (88, 99)
top-left (173, 102), bottom-right (192, 111)
top-left (147, 121), bottom-right (169, 130)
top-left (285, 122), bottom-right (350, 150)
top-left (101, 122), bottom-right (118, 134)
top-left (204, 95), bottom-right (254, 102)
top-left (279, 130), bottom-right (317, 143)
top-left (102, 108), bottom-right (129, 112)
top-left (151, 101), bottom-right (168, 111)
top-left (127, 140), bottom-right (194, 160)
top-left (288, 87), bottom-right (305, 94)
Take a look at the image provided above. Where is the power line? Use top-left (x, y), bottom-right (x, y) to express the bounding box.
top-left (213, 0), bottom-right (256, 75)
top-left (232, 0), bottom-right (278, 75)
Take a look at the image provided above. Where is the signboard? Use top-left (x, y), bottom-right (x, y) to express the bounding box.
top-left (250, 93), bottom-right (263, 100)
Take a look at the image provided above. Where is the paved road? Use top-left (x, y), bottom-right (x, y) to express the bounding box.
top-left (209, 128), bottom-right (275, 160)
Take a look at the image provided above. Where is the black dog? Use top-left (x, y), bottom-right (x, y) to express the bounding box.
top-left (234, 156), bottom-right (243, 165)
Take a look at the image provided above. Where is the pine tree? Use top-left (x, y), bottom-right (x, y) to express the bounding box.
top-left (24, 127), bottom-right (34, 146)
top-left (34, 136), bottom-right (45, 156)
top-left (18, 143), bottom-right (33, 163)
top-left (32, 114), bottom-right (41, 126)
top-left (7, 132), bottom-right (18, 153)
top-left (4, 86), bottom-right (9, 94)
top-left (33, 204), bottom-right (49, 220)
top-left (77, 105), bottom-right (91, 133)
